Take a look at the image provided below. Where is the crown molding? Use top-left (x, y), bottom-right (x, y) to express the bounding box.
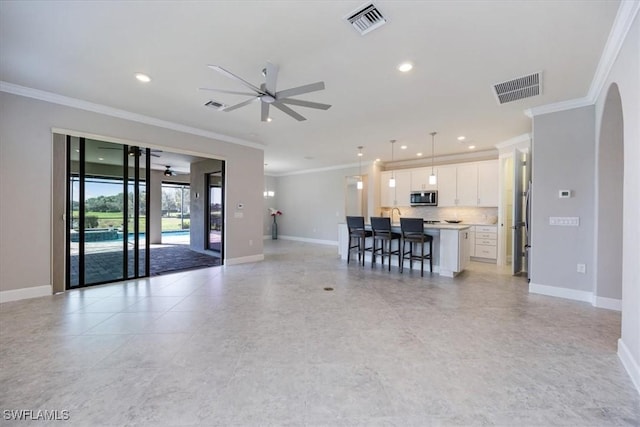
top-left (274, 161), bottom-right (365, 177)
top-left (524, 97), bottom-right (592, 118)
top-left (525, 1), bottom-right (639, 118)
top-left (587, 0), bottom-right (640, 102)
top-left (0, 81), bottom-right (265, 151)
top-left (494, 133), bottom-right (531, 150)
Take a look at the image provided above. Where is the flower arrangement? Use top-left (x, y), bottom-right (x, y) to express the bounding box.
top-left (269, 208), bottom-right (282, 240)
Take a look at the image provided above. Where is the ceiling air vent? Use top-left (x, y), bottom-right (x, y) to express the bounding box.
top-left (346, 3), bottom-right (387, 35)
top-left (204, 100), bottom-right (227, 110)
top-left (493, 72), bottom-right (542, 104)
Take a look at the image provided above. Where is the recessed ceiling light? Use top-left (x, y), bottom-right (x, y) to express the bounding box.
top-left (468, 145), bottom-right (476, 149)
top-left (417, 152), bottom-right (423, 157)
top-left (135, 73), bottom-right (151, 83)
top-left (400, 145), bottom-right (407, 150)
top-left (267, 117), bottom-right (272, 122)
top-left (457, 136), bottom-right (466, 141)
top-left (398, 62), bottom-right (413, 72)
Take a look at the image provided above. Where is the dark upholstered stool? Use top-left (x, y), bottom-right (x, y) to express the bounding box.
top-left (370, 216), bottom-right (401, 271)
top-left (346, 216), bottom-right (372, 266)
top-left (400, 218), bottom-right (433, 277)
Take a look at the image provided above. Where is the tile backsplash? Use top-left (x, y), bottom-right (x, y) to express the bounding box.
top-left (381, 206), bottom-right (499, 225)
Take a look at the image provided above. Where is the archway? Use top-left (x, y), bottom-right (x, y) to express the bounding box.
top-left (595, 83), bottom-right (624, 311)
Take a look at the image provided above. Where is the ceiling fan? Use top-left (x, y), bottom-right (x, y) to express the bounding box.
top-left (98, 146), bottom-right (162, 157)
top-left (162, 165), bottom-right (177, 177)
top-left (200, 62), bottom-right (331, 122)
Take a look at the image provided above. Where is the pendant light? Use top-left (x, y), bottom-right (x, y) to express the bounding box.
top-left (389, 139), bottom-right (396, 188)
top-left (429, 132), bottom-right (437, 185)
top-left (357, 146), bottom-right (364, 190)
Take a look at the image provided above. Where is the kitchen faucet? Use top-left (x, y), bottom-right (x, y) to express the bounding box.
top-left (391, 207), bottom-right (402, 224)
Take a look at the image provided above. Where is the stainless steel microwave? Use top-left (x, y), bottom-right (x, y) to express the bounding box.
top-left (410, 191), bottom-right (438, 206)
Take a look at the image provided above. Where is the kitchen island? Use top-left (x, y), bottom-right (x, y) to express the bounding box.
top-left (338, 222), bottom-right (472, 277)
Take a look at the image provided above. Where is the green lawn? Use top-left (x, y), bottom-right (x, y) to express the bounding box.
top-left (73, 211), bottom-right (189, 231)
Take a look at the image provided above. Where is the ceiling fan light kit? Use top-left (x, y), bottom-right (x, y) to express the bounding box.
top-left (202, 62), bottom-right (331, 122)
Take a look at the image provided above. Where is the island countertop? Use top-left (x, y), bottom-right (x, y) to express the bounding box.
top-left (386, 223), bottom-right (471, 231)
top-left (338, 221), bottom-right (471, 277)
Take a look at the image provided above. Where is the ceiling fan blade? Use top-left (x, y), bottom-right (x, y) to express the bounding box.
top-left (199, 87), bottom-right (258, 96)
top-left (261, 102), bottom-right (270, 122)
top-left (272, 102), bottom-right (307, 121)
top-left (265, 62), bottom-right (278, 95)
top-left (278, 98), bottom-right (332, 110)
top-left (223, 97), bottom-right (259, 112)
top-left (276, 82), bottom-right (325, 99)
top-left (207, 65), bottom-right (265, 95)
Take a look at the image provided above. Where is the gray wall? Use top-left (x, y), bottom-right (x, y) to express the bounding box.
top-left (530, 105), bottom-right (595, 292)
top-left (190, 158), bottom-right (222, 252)
top-left (594, 11), bottom-right (640, 378)
top-left (150, 170), bottom-right (163, 244)
top-left (0, 92), bottom-right (264, 293)
top-left (276, 166), bottom-right (360, 242)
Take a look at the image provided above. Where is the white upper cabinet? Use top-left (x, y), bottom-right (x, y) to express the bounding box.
top-left (436, 166), bottom-right (458, 207)
top-left (408, 160), bottom-right (498, 207)
top-left (380, 170), bottom-right (411, 207)
top-left (456, 163), bottom-right (479, 206)
top-left (477, 160), bottom-right (499, 206)
top-left (410, 168), bottom-right (438, 191)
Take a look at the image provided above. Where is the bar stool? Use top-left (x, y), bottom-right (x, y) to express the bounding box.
top-left (400, 218), bottom-right (433, 277)
top-left (346, 216), bottom-right (372, 266)
top-left (370, 217), bottom-right (401, 271)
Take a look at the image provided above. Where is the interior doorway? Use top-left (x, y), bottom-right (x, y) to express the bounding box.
top-left (206, 167), bottom-right (224, 260)
top-left (595, 83), bottom-right (624, 310)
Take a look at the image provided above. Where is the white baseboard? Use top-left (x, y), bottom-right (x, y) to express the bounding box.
top-left (225, 254), bottom-right (264, 266)
top-left (277, 235), bottom-right (338, 246)
top-left (594, 296), bottom-right (622, 311)
top-left (0, 285), bottom-right (52, 303)
top-left (529, 282), bottom-right (593, 304)
top-left (618, 338), bottom-right (640, 395)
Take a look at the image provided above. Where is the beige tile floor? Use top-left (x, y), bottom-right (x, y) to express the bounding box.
top-left (0, 240), bottom-right (638, 426)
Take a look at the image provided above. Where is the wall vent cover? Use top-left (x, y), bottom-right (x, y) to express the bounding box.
top-left (205, 100), bottom-right (227, 110)
top-left (493, 72), bottom-right (542, 104)
top-left (346, 3), bottom-right (387, 35)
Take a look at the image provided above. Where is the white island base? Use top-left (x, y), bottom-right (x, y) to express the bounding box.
top-left (338, 223), bottom-right (471, 277)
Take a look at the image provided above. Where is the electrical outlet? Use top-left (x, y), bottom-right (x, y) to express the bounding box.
top-left (577, 264), bottom-right (586, 274)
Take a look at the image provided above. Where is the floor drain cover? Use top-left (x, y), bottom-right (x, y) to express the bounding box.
top-left (323, 287), bottom-right (334, 291)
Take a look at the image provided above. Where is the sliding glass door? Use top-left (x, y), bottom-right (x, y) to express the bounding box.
top-left (66, 137), bottom-right (150, 288)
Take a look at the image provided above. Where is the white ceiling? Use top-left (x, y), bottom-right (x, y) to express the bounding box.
top-left (0, 1), bottom-right (620, 174)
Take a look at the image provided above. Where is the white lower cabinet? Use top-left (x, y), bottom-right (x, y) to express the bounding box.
top-left (472, 225), bottom-right (497, 261)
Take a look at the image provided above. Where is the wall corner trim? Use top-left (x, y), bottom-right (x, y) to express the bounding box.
top-left (525, 1), bottom-right (640, 118)
top-left (594, 296), bottom-right (622, 311)
top-left (587, 1), bottom-right (640, 102)
top-left (278, 235), bottom-right (339, 246)
top-left (529, 282), bottom-right (593, 304)
top-left (618, 338), bottom-right (640, 395)
top-left (225, 254), bottom-right (265, 266)
top-left (0, 285), bottom-right (52, 303)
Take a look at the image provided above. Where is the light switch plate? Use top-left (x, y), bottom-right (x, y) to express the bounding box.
top-left (549, 216), bottom-right (579, 226)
